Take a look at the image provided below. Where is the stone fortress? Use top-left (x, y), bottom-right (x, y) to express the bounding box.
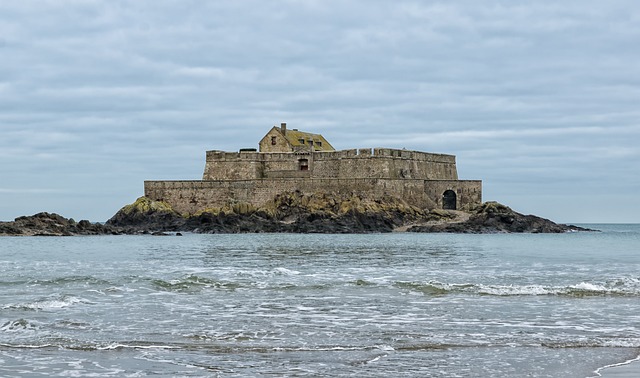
top-left (144, 123), bottom-right (482, 215)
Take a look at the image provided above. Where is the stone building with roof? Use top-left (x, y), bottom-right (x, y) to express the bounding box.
top-left (143, 123), bottom-right (482, 215)
top-left (259, 123), bottom-right (335, 153)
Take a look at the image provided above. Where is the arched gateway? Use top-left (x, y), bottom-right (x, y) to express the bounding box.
top-left (443, 190), bottom-right (457, 210)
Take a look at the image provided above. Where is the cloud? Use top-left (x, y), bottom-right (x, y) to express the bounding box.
top-left (0, 0), bottom-right (638, 222)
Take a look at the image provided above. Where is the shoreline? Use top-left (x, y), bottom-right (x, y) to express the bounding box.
top-left (593, 354), bottom-right (640, 377)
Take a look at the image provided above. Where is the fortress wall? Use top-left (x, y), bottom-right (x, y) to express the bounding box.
top-left (372, 148), bottom-right (455, 162)
top-left (204, 148), bottom-right (455, 163)
top-left (204, 151), bottom-right (313, 180)
top-left (144, 178), bottom-right (481, 215)
top-left (262, 153), bottom-right (311, 176)
top-left (202, 159), bottom-right (261, 180)
top-left (202, 148), bottom-right (460, 181)
top-left (424, 180), bottom-right (483, 210)
top-left (265, 170), bottom-right (311, 179)
top-left (310, 152), bottom-right (458, 180)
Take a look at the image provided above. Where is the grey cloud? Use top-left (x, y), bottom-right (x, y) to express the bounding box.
top-left (0, 0), bottom-right (638, 222)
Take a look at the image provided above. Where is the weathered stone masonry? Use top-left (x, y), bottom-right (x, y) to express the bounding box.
top-left (144, 125), bottom-right (482, 215)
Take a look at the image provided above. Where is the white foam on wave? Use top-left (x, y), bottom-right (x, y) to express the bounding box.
top-left (477, 284), bottom-right (552, 296)
top-left (0, 343), bottom-right (55, 349)
top-left (376, 344), bottom-right (395, 351)
top-left (3, 296), bottom-right (84, 311)
top-left (98, 343), bottom-right (179, 351)
top-left (28, 297), bottom-right (82, 310)
top-left (402, 279), bottom-right (640, 296)
top-left (365, 353), bottom-right (388, 364)
top-left (570, 282), bottom-right (609, 292)
top-left (600, 338), bottom-right (640, 348)
top-left (237, 267), bottom-right (301, 278)
top-left (273, 267), bottom-right (301, 276)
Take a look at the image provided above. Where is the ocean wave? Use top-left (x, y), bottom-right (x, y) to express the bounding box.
top-left (395, 279), bottom-right (640, 297)
top-left (273, 267), bottom-right (300, 276)
top-left (1, 318), bottom-right (39, 332)
top-left (0, 279), bottom-right (30, 287)
top-left (542, 338), bottom-right (640, 348)
top-left (95, 343), bottom-right (180, 351)
top-left (237, 267), bottom-right (302, 278)
top-left (0, 341), bottom-right (179, 352)
top-left (151, 275), bottom-right (241, 292)
top-left (28, 276), bottom-right (112, 286)
top-left (2, 295), bottom-right (84, 311)
top-left (353, 279), bottom-right (377, 287)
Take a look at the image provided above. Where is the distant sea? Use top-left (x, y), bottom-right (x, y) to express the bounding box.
top-left (1, 225), bottom-right (640, 377)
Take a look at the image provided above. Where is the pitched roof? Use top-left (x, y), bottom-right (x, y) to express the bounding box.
top-left (281, 129), bottom-right (335, 151)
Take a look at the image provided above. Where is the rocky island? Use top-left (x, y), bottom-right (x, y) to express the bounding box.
top-left (105, 193), bottom-right (588, 234)
top-left (0, 194), bottom-right (588, 236)
top-left (0, 124), bottom-right (590, 236)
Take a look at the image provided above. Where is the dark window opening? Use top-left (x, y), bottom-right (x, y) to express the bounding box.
top-left (299, 159), bottom-right (309, 171)
top-left (315, 141), bottom-right (322, 147)
top-left (271, 136), bottom-right (277, 145)
top-left (298, 138), bottom-right (305, 144)
top-left (443, 190), bottom-right (457, 210)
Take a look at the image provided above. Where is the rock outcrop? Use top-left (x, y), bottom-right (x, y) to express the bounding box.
top-left (0, 212), bottom-right (122, 236)
top-left (107, 192), bottom-right (426, 234)
top-left (105, 196), bottom-right (184, 232)
top-left (407, 202), bottom-right (589, 233)
top-left (106, 194), bottom-right (589, 234)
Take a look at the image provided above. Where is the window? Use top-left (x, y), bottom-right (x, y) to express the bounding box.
top-left (315, 141), bottom-right (322, 147)
top-left (298, 138), bottom-right (305, 144)
top-left (299, 159), bottom-right (309, 171)
top-left (271, 136), bottom-right (277, 145)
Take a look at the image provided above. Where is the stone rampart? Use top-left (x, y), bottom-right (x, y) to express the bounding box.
top-left (202, 148), bottom-right (459, 181)
top-left (144, 178), bottom-right (482, 215)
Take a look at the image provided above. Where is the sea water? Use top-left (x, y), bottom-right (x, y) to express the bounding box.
top-left (1, 225), bottom-right (639, 377)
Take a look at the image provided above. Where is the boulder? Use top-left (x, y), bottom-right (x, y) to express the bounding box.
top-left (408, 201), bottom-right (591, 233)
top-left (0, 212), bottom-right (122, 236)
top-left (106, 197), bottom-right (185, 231)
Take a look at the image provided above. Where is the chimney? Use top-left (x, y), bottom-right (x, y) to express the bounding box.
top-left (280, 122), bottom-right (287, 134)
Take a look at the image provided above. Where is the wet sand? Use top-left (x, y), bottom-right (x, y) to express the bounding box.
top-left (595, 356), bottom-right (640, 377)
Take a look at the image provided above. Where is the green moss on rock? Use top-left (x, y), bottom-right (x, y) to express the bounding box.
top-left (119, 196), bottom-right (177, 215)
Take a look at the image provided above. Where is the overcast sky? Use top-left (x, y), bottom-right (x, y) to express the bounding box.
top-left (1, 1), bottom-right (639, 223)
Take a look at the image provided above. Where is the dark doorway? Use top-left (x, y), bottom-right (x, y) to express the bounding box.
top-left (443, 190), bottom-right (457, 210)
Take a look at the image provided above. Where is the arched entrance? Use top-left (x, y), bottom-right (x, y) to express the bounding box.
top-left (443, 190), bottom-right (457, 210)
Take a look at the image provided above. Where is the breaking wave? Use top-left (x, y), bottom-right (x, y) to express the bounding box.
top-left (395, 278), bottom-right (640, 297)
top-left (27, 276), bottom-right (112, 286)
top-left (2, 295), bottom-right (85, 311)
top-left (151, 275), bottom-right (241, 292)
